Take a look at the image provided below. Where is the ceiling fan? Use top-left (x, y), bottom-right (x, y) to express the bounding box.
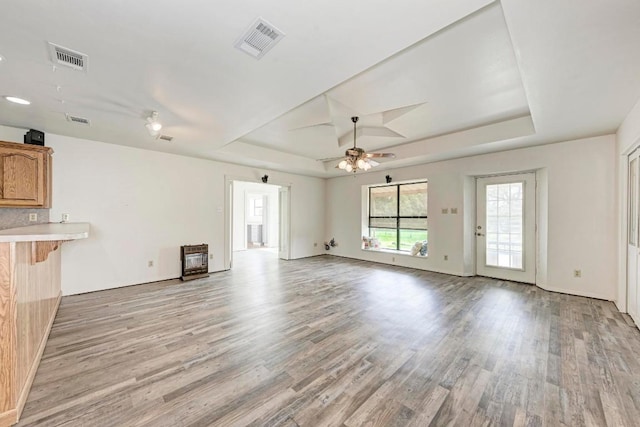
top-left (337, 117), bottom-right (395, 173)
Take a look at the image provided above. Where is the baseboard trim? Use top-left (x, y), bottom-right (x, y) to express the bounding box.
top-left (325, 254), bottom-right (472, 277)
top-left (535, 284), bottom-right (612, 301)
top-left (0, 408), bottom-right (17, 427)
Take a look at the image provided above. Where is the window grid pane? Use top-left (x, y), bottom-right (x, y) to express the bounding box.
top-left (370, 186), bottom-right (397, 217)
top-left (368, 182), bottom-right (428, 252)
top-left (370, 228), bottom-right (398, 250)
top-left (399, 182), bottom-right (428, 216)
top-left (485, 182), bottom-right (523, 269)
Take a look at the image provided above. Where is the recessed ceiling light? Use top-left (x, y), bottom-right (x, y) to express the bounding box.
top-left (4, 96), bottom-right (31, 105)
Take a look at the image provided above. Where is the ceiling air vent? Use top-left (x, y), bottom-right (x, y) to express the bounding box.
top-left (48, 42), bottom-right (88, 72)
top-left (234, 18), bottom-right (285, 59)
top-left (157, 134), bottom-right (174, 142)
top-left (65, 114), bottom-right (91, 126)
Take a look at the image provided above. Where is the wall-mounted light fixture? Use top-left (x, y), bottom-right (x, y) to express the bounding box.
top-left (261, 175), bottom-right (269, 183)
top-left (145, 111), bottom-right (162, 137)
top-left (385, 175), bottom-right (392, 183)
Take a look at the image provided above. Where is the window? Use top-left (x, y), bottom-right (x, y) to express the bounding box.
top-left (253, 197), bottom-right (263, 216)
top-left (248, 196), bottom-right (263, 217)
top-left (369, 181), bottom-right (428, 251)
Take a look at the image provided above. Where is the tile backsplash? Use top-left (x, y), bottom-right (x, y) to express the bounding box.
top-left (0, 208), bottom-right (49, 230)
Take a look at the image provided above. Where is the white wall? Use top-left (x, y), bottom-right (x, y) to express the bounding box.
top-left (0, 123), bottom-right (619, 300)
top-left (326, 135), bottom-right (618, 300)
top-left (232, 182), bottom-right (247, 251)
top-left (618, 99), bottom-right (640, 154)
top-left (0, 128), bottom-right (325, 295)
top-left (616, 97), bottom-right (640, 311)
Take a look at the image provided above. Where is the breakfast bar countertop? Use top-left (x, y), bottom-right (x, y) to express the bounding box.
top-left (0, 222), bottom-right (90, 242)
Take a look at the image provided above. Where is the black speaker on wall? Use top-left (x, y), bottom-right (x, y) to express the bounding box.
top-left (24, 129), bottom-right (45, 146)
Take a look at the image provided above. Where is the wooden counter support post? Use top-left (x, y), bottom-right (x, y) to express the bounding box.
top-left (0, 223), bottom-right (89, 427)
top-left (0, 243), bottom-right (17, 427)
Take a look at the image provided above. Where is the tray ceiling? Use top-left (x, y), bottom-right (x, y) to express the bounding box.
top-left (0, 0), bottom-right (638, 177)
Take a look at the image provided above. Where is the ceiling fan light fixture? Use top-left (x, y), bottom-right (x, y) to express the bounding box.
top-left (335, 116), bottom-right (394, 174)
top-left (145, 111), bottom-right (162, 136)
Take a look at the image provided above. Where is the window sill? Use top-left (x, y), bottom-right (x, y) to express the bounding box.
top-left (361, 247), bottom-right (428, 258)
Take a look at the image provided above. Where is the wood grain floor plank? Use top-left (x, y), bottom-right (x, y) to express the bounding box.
top-left (14, 251), bottom-right (640, 426)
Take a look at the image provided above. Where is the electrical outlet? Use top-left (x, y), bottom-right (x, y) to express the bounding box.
top-left (451, 208), bottom-right (458, 214)
top-left (29, 213), bottom-right (38, 222)
top-left (444, 255), bottom-right (448, 261)
top-left (574, 269), bottom-right (581, 278)
top-left (441, 208), bottom-right (449, 214)
top-left (209, 253), bottom-right (213, 259)
top-left (392, 257), bottom-right (396, 262)
top-left (148, 260), bottom-right (154, 267)
top-left (61, 213), bottom-right (70, 222)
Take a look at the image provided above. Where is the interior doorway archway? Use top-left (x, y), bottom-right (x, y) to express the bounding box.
top-left (224, 177), bottom-right (291, 270)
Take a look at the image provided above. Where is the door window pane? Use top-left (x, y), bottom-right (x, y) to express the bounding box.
top-left (485, 182), bottom-right (524, 269)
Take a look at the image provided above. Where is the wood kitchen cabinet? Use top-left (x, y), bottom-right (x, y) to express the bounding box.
top-left (0, 141), bottom-right (52, 208)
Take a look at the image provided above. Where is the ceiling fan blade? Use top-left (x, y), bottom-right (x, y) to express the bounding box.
top-left (367, 159), bottom-right (380, 167)
top-left (317, 156), bottom-right (345, 162)
top-left (366, 152), bottom-right (396, 158)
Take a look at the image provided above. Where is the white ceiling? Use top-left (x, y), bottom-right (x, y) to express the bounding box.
top-left (0, 0), bottom-right (639, 177)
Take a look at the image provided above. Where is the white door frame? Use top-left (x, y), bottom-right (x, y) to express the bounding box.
top-left (475, 172), bottom-right (537, 284)
top-left (278, 186), bottom-right (291, 260)
top-left (620, 138), bottom-right (640, 315)
top-left (626, 147), bottom-right (640, 324)
top-left (224, 175), bottom-right (291, 270)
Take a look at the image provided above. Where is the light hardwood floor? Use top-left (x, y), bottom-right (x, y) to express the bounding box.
top-left (17, 251), bottom-right (640, 426)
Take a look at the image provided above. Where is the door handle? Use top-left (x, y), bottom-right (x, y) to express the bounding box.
top-left (476, 232), bottom-right (485, 236)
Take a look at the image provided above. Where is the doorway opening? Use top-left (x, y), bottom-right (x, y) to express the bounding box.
top-left (233, 181), bottom-right (279, 253)
top-left (225, 178), bottom-right (291, 270)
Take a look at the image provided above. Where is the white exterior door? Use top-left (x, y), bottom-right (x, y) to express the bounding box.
top-left (476, 173), bottom-right (536, 284)
top-left (627, 150), bottom-right (640, 324)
